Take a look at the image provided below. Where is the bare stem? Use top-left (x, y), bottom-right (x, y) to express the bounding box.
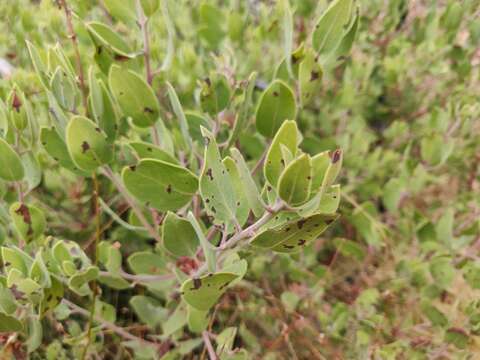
top-left (80, 172), bottom-right (101, 360)
top-left (219, 201), bottom-right (284, 251)
top-left (59, 0), bottom-right (88, 110)
top-left (101, 166), bottom-right (162, 244)
top-left (202, 331), bottom-right (218, 360)
top-left (136, 0), bottom-right (153, 85)
top-left (99, 270), bottom-right (174, 283)
top-left (63, 299), bottom-right (160, 347)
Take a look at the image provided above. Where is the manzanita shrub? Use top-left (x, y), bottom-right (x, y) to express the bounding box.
top-left (1, 0), bottom-right (480, 358)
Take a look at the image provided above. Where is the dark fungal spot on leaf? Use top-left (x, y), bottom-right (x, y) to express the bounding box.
top-left (280, 159), bottom-right (285, 166)
top-left (283, 244), bottom-right (294, 249)
top-left (190, 278), bottom-right (202, 290)
top-left (81, 141), bottom-right (90, 153)
top-left (273, 91), bottom-right (279, 97)
top-left (147, 147), bottom-right (152, 152)
top-left (114, 54), bottom-right (130, 62)
top-left (297, 219), bottom-right (307, 229)
top-left (310, 71), bottom-right (320, 81)
top-left (211, 206), bottom-right (216, 213)
top-left (129, 165), bottom-right (136, 171)
top-left (307, 176), bottom-right (312, 180)
top-left (267, 185), bottom-right (272, 192)
top-left (298, 239), bottom-right (306, 246)
top-left (143, 107), bottom-right (154, 114)
top-left (206, 168), bottom-right (214, 181)
top-left (205, 198), bottom-right (210, 203)
top-left (166, 184), bottom-right (172, 194)
top-left (219, 281), bottom-right (231, 290)
top-left (95, 127), bottom-right (101, 133)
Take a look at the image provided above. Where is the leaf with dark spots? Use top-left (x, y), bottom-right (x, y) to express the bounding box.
top-left (81, 141), bottom-right (90, 154)
top-left (251, 213), bottom-right (339, 253)
top-left (206, 168), bottom-right (214, 181)
top-left (190, 278), bottom-right (202, 290)
top-left (181, 272), bottom-right (238, 311)
top-left (331, 149), bottom-right (342, 163)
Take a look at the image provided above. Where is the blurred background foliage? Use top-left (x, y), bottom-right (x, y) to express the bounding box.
top-left (0, 0), bottom-right (480, 358)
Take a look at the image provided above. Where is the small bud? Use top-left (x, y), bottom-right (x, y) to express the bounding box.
top-left (11, 91), bottom-right (22, 112)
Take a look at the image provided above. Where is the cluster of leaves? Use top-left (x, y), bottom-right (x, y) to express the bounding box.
top-left (0, 0), bottom-right (479, 358)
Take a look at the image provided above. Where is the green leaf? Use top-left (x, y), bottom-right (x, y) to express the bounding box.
top-left (250, 213), bottom-right (339, 253)
top-left (1, 246), bottom-right (33, 275)
top-left (26, 316), bottom-right (42, 353)
top-left (68, 266), bottom-right (99, 295)
top-left (88, 68), bottom-right (118, 142)
top-left (223, 156), bottom-right (250, 228)
top-left (299, 48), bottom-right (322, 105)
top-left (127, 251), bottom-right (167, 275)
top-left (165, 82), bottom-right (192, 148)
top-left (9, 202), bottom-right (46, 243)
top-left (122, 159), bottom-right (198, 211)
top-left (444, 328), bottom-right (469, 349)
top-left (187, 305), bottom-right (209, 333)
top-left (140, 0), bottom-right (160, 17)
top-left (66, 116), bottom-right (112, 172)
top-left (278, 154), bottom-right (312, 207)
top-left (130, 295), bottom-right (167, 329)
top-left (312, 0), bottom-right (355, 57)
top-left (97, 242), bottom-right (122, 274)
top-left (226, 72), bottom-right (257, 150)
top-left (162, 303), bottom-right (187, 336)
top-left (199, 127), bottom-right (237, 227)
top-left (255, 80), bottom-right (297, 138)
top-left (21, 152), bottom-right (41, 191)
top-left (216, 327), bottom-right (237, 354)
top-left (187, 212), bottom-right (216, 273)
top-left (185, 111), bottom-right (212, 144)
top-left (39, 277), bottom-right (64, 316)
top-left (199, 74), bottom-right (231, 115)
top-left (103, 0), bottom-right (136, 23)
top-left (128, 141), bottom-right (179, 165)
top-left (0, 137), bottom-right (24, 181)
top-left (162, 212), bottom-right (198, 257)
top-left (0, 312), bottom-right (23, 332)
top-left (332, 7), bottom-right (359, 61)
top-left (29, 252), bottom-right (51, 288)
top-left (181, 272), bottom-right (238, 311)
top-left (40, 127), bottom-right (79, 172)
top-left (230, 148), bottom-right (264, 217)
top-left (350, 201), bottom-right (382, 247)
top-left (26, 40), bottom-right (49, 88)
top-left (86, 22), bottom-right (134, 57)
top-left (332, 238), bottom-right (365, 260)
top-left (264, 120), bottom-right (299, 187)
top-left (0, 286), bottom-right (17, 315)
top-left (109, 65), bottom-right (160, 128)
top-left (50, 67), bottom-right (77, 111)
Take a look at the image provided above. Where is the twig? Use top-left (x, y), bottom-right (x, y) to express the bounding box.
top-left (136, 0), bottom-right (153, 85)
top-left (63, 299), bottom-right (160, 347)
top-left (58, 0), bottom-right (88, 110)
top-left (80, 172), bottom-right (101, 360)
top-left (202, 331), bottom-right (218, 360)
top-left (99, 270), bottom-right (174, 283)
top-left (219, 201), bottom-right (284, 251)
